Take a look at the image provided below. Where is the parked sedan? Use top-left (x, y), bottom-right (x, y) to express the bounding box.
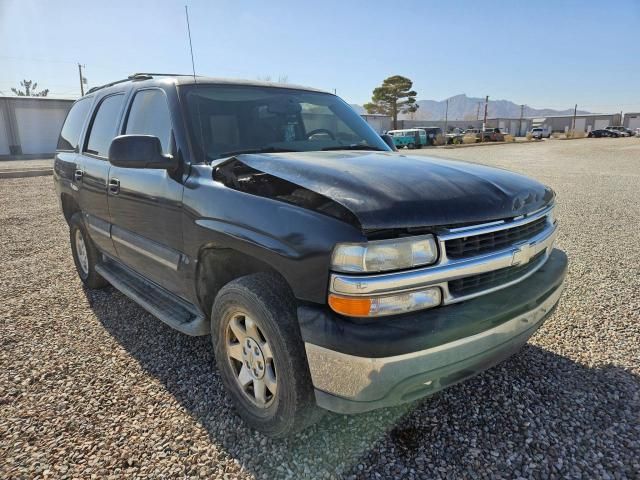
top-left (588, 129), bottom-right (618, 138)
top-left (606, 126), bottom-right (631, 137)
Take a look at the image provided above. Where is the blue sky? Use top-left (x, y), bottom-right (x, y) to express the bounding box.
top-left (1, 0), bottom-right (638, 112)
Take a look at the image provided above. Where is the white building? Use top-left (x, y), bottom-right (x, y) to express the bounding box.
top-left (360, 114), bottom-right (392, 134)
top-left (0, 96), bottom-right (74, 159)
top-left (623, 112), bottom-right (640, 130)
top-left (529, 113), bottom-right (622, 134)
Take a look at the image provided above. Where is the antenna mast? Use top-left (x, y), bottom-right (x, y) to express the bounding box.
top-left (185, 5), bottom-right (197, 84)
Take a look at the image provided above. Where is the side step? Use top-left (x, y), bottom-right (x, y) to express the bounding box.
top-left (95, 258), bottom-right (209, 336)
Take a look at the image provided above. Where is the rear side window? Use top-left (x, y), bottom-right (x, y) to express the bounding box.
top-left (57, 98), bottom-right (91, 151)
top-left (85, 94), bottom-right (125, 157)
top-left (125, 89), bottom-right (173, 154)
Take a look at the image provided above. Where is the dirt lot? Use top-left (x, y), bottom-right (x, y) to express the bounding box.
top-left (1, 138), bottom-right (639, 479)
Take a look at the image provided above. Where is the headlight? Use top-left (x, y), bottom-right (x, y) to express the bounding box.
top-left (331, 234), bottom-right (438, 273)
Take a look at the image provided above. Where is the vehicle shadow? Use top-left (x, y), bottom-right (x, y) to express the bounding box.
top-left (85, 286), bottom-right (639, 479)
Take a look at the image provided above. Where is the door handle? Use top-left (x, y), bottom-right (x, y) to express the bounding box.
top-left (108, 178), bottom-right (120, 195)
top-left (74, 169), bottom-right (83, 182)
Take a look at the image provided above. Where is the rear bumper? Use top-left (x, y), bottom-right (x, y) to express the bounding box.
top-left (299, 249), bottom-right (567, 414)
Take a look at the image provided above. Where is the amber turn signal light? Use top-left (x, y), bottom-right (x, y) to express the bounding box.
top-left (328, 294), bottom-right (372, 317)
top-left (328, 287), bottom-right (442, 318)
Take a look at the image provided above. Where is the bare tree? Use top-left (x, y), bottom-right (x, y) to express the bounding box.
top-left (11, 80), bottom-right (49, 97)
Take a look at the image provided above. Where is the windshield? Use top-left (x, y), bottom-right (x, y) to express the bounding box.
top-left (181, 84), bottom-right (390, 162)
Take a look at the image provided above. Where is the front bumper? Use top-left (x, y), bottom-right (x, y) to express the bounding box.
top-left (299, 248), bottom-right (567, 414)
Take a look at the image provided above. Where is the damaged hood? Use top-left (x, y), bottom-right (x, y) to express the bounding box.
top-left (231, 151), bottom-right (554, 230)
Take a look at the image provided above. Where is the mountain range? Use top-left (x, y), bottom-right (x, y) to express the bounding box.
top-left (350, 94), bottom-right (590, 120)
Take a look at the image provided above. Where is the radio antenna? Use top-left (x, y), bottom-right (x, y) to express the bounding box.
top-left (185, 5), bottom-right (198, 84)
top-left (184, 4), bottom-right (206, 162)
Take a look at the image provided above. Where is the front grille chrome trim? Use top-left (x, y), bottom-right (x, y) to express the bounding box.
top-left (440, 204), bottom-right (553, 238)
top-left (330, 205), bottom-right (557, 304)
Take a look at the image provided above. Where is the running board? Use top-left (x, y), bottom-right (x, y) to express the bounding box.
top-left (95, 258), bottom-right (209, 336)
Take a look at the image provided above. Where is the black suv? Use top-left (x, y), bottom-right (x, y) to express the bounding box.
top-left (54, 73), bottom-right (567, 437)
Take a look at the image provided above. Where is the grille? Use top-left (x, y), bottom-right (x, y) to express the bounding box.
top-left (448, 251), bottom-right (546, 297)
top-left (445, 216), bottom-right (548, 259)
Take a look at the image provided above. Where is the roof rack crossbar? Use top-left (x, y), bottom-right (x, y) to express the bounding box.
top-left (85, 73), bottom-right (193, 95)
top-left (86, 78), bottom-right (130, 94)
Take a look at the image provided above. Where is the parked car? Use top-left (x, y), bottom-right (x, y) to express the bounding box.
top-left (445, 128), bottom-right (465, 144)
top-left (415, 126), bottom-right (444, 145)
top-left (386, 128), bottom-right (427, 149)
top-left (588, 129), bottom-right (617, 138)
top-left (472, 128), bottom-right (505, 142)
top-left (635, 128), bottom-right (640, 137)
top-left (461, 128), bottom-right (503, 142)
top-left (462, 128), bottom-right (480, 142)
top-left (605, 126), bottom-right (630, 137)
top-left (53, 73), bottom-right (567, 437)
top-left (485, 127), bottom-right (505, 142)
top-left (531, 127), bottom-right (551, 139)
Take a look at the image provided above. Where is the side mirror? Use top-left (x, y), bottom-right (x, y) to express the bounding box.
top-left (380, 134), bottom-right (398, 151)
top-left (108, 135), bottom-right (178, 170)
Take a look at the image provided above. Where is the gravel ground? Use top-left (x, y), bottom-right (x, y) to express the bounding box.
top-left (1, 138), bottom-right (639, 479)
top-left (0, 159), bottom-right (52, 170)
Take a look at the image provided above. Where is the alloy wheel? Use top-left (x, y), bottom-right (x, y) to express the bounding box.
top-left (75, 229), bottom-right (89, 275)
top-left (225, 312), bottom-right (277, 407)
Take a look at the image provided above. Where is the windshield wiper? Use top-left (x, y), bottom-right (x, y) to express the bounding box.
top-left (216, 146), bottom-right (298, 158)
top-left (321, 144), bottom-right (385, 152)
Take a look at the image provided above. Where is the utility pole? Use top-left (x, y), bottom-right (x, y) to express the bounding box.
top-left (78, 63), bottom-right (86, 96)
top-left (572, 104), bottom-right (577, 135)
top-left (476, 102), bottom-right (481, 121)
top-left (444, 98), bottom-right (449, 134)
top-left (482, 95), bottom-right (489, 142)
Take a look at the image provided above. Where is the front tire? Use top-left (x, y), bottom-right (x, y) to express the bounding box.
top-left (211, 273), bottom-right (322, 437)
top-left (69, 213), bottom-right (108, 289)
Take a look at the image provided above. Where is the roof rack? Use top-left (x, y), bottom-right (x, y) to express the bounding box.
top-left (85, 73), bottom-right (193, 95)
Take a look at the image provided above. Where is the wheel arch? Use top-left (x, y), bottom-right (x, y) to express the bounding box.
top-left (195, 246), bottom-right (294, 320)
top-left (61, 193), bottom-right (81, 224)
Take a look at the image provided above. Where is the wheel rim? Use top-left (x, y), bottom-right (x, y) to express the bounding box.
top-left (75, 229), bottom-right (89, 275)
top-left (225, 312), bottom-right (277, 408)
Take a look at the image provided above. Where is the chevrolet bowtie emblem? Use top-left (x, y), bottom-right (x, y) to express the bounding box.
top-left (511, 243), bottom-right (534, 266)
